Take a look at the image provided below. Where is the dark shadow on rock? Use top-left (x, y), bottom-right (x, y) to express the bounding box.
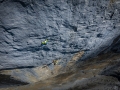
top-left (0, 66), bottom-right (35, 70)
top-left (100, 61), bottom-right (120, 81)
top-left (0, 74), bottom-right (28, 88)
top-left (98, 35), bottom-right (120, 55)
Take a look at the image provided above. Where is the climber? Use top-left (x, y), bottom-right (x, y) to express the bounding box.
top-left (41, 39), bottom-right (48, 45)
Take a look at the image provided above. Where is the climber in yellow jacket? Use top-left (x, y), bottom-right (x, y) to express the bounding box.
top-left (41, 39), bottom-right (48, 45)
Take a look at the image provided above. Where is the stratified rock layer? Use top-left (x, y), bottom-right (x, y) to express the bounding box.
top-left (1, 52), bottom-right (120, 90)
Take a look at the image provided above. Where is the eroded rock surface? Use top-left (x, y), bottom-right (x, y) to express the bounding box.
top-left (0, 0), bottom-right (120, 89)
top-left (0, 0), bottom-right (120, 69)
top-left (0, 51), bottom-right (84, 83)
top-left (0, 52), bottom-right (120, 90)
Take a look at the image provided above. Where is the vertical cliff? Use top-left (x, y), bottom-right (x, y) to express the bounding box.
top-left (0, 0), bottom-right (120, 86)
top-left (0, 0), bottom-right (120, 69)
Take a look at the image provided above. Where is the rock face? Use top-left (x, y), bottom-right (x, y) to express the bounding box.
top-left (0, 0), bottom-right (120, 69)
top-left (1, 52), bottom-right (120, 90)
top-left (0, 51), bottom-right (84, 83)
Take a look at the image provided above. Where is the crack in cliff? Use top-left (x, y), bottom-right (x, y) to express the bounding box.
top-left (63, 20), bottom-right (77, 32)
top-left (0, 25), bottom-right (19, 31)
top-left (0, 66), bottom-right (35, 70)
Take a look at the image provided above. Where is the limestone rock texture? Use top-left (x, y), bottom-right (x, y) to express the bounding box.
top-left (0, 0), bottom-right (120, 69)
top-left (0, 0), bottom-right (120, 88)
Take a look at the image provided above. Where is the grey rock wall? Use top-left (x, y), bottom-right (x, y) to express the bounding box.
top-left (0, 0), bottom-right (120, 69)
